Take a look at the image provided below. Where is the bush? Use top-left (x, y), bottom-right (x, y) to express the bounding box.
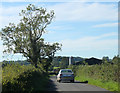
top-left (2, 63), bottom-right (49, 92)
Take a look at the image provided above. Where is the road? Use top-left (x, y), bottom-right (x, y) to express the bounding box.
top-left (47, 76), bottom-right (113, 93)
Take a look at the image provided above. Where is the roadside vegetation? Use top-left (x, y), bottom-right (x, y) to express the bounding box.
top-left (68, 56), bottom-right (119, 91)
top-left (2, 62), bottom-right (49, 92)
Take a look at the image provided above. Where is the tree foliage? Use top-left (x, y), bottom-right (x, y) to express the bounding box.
top-left (59, 57), bottom-right (69, 69)
top-left (0, 4), bottom-right (62, 68)
top-left (112, 55), bottom-right (120, 64)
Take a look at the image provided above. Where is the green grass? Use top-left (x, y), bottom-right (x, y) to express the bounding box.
top-left (75, 76), bottom-right (118, 91)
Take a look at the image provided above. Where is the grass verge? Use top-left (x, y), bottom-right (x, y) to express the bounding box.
top-left (75, 76), bottom-right (118, 91)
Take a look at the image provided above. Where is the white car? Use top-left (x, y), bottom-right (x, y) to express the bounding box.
top-left (57, 69), bottom-right (74, 83)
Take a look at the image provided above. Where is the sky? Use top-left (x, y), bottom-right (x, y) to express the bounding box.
top-left (0, 0), bottom-right (119, 61)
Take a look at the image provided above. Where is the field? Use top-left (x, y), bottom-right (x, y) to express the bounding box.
top-left (69, 63), bottom-right (119, 91)
top-left (2, 63), bottom-right (49, 92)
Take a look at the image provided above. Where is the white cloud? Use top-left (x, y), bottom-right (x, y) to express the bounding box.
top-left (98, 32), bottom-right (118, 38)
top-left (0, 16), bottom-right (22, 29)
top-left (1, 6), bottom-right (25, 16)
top-left (0, 2), bottom-right (118, 29)
top-left (60, 32), bottom-right (118, 53)
top-left (47, 2), bottom-right (118, 21)
top-left (93, 23), bottom-right (118, 28)
top-left (0, 5), bottom-right (26, 29)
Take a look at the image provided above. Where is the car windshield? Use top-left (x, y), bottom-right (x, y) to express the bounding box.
top-left (61, 70), bottom-right (72, 73)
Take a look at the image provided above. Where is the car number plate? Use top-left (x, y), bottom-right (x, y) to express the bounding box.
top-left (64, 77), bottom-right (70, 79)
top-left (63, 75), bottom-right (71, 76)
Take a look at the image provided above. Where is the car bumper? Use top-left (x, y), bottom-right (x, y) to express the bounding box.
top-left (57, 76), bottom-right (74, 81)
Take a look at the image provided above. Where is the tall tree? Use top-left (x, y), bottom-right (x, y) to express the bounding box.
top-left (59, 57), bottom-right (69, 69)
top-left (0, 4), bottom-right (61, 68)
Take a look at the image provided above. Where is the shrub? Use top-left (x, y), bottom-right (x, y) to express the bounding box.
top-left (2, 63), bottom-right (49, 92)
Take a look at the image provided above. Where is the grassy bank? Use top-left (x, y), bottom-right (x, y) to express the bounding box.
top-left (2, 63), bottom-right (49, 92)
top-left (69, 64), bottom-right (119, 91)
top-left (75, 76), bottom-right (118, 91)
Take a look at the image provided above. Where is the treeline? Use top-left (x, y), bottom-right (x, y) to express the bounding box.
top-left (2, 58), bottom-right (53, 72)
top-left (2, 60), bottom-right (30, 67)
top-left (51, 55), bottom-right (119, 69)
top-left (2, 55), bottom-right (119, 71)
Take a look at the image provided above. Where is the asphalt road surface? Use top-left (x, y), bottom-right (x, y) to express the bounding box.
top-left (47, 76), bottom-right (113, 93)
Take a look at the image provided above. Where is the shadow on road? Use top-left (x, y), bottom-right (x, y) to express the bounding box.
top-left (56, 80), bottom-right (88, 84)
top-left (47, 79), bottom-right (57, 91)
top-left (74, 81), bottom-right (88, 84)
top-left (46, 76), bottom-right (58, 92)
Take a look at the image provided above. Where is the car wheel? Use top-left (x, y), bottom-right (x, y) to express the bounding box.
top-left (58, 80), bottom-right (61, 83)
top-left (71, 80), bottom-right (74, 83)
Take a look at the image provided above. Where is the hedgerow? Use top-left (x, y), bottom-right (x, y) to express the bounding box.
top-left (2, 63), bottom-right (49, 92)
top-left (69, 63), bottom-right (119, 91)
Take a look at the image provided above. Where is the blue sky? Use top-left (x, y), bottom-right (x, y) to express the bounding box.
top-left (0, 1), bottom-right (118, 61)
